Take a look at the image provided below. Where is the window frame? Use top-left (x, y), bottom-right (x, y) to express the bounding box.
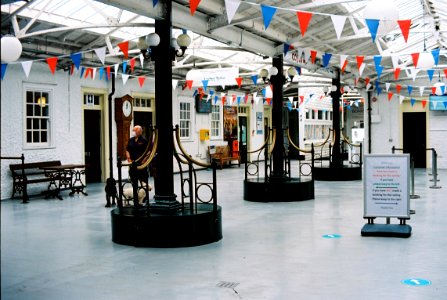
top-left (210, 104), bottom-right (221, 139)
top-left (179, 101), bottom-right (192, 139)
top-left (23, 84), bottom-right (54, 149)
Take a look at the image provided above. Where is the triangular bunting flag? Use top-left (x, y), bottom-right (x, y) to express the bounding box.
top-left (46, 57), bottom-right (58, 74)
top-left (373, 55), bottom-right (382, 69)
top-left (153, 0), bottom-right (158, 7)
top-left (1, 64), bottom-right (7, 80)
top-left (244, 94), bottom-right (249, 104)
top-left (365, 19), bottom-right (380, 42)
top-left (106, 66), bottom-right (111, 80)
top-left (340, 55), bottom-right (348, 73)
top-left (70, 64), bottom-right (74, 76)
top-left (397, 19), bottom-right (411, 43)
top-left (385, 82), bottom-right (391, 92)
top-left (444, 69), bottom-right (447, 78)
top-left (295, 66), bottom-right (301, 75)
top-left (299, 95), bottom-right (304, 104)
top-left (419, 86), bottom-right (424, 97)
top-left (288, 96), bottom-right (294, 103)
top-left (80, 67), bottom-right (85, 78)
top-left (394, 68), bottom-right (401, 80)
top-left (94, 47), bottom-right (106, 65)
top-left (427, 69), bottom-right (434, 81)
top-left (99, 67), bottom-right (104, 80)
top-left (237, 96), bottom-right (241, 105)
top-left (122, 74), bottom-right (129, 85)
top-left (411, 68), bottom-right (419, 81)
top-left (303, 49), bottom-right (311, 63)
top-left (388, 92), bottom-right (393, 101)
top-left (410, 98), bottom-right (416, 106)
top-left (225, 0), bottom-right (241, 24)
top-left (431, 86), bottom-right (437, 95)
top-left (139, 53), bottom-right (144, 69)
top-left (70, 53), bottom-right (82, 70)
top-left (118, 41), bottom-right (129, 59)
top-left (260, 5), bottom-right (277, 30)
top-left (396, 84), bottom-right (401, 94)
top-left (391, 55), bottom-right (400, 70)
top-left (214, 95), bottom-right (218, 105)
top-left (21, 61), bottom-right (32, 78)
top-left (356, 56), bottom-right (364, 70)
top-left (296, 11), bottom-right (313, 37)
top-left (399, 95), bottom-right (405, 104)
top-left (235, 77), bottom-right (243, 88)
top-left (202, 79), bottom-right (209, 91)
top-left (359, 63), bottom-right (365, 77)
top-left (365, 77), bottom-right (371, 86)
top-left (322, 53), bottom-right (332, 68)
top-left (138, 76), bottom-right (146, 87)
top-left (431, 48), bottom-right (440, 65)
top-left (376, 65), bottom-right (383, 78)
top-left (186, 80), bottom-right (193, 90)
top-left (92, 68), bottom-right (97, 80)
top-left (129, 58), bottom-right (136, 73)
top-left (193, 89), bottom-right (198, 97)
top-left (407, 85), bottom-right (413, 95)
top-left (251, 75), bottom-right (258, 85)
top-left (422, 99), bottom-right (427, 108)
top-left (441, 85), bottom-right (446, 95)
top-left (310, 50), bottom-right (317, 64)
top-left (172, 79), bottom-right (178, 90)
top-left (190, 0), bottom-right (202, 16)
top-left (444, 101), bottom-right (447, 109)
top-left (114, 64), bottom-right (119, 76)
top-left (411, 53), bottom-right (419, 68)
top-left (331, 15), bottom-right (346, 40)
top-left (122, 61), bottom-right (127, 74)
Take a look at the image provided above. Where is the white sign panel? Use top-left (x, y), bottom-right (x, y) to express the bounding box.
top-left (364, 154), bottom-right (410, 218)
top-left (186, 67), bottom-right (239, 87)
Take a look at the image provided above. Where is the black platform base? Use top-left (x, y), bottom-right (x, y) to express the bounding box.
top-left (313, 165), bottom-right (362, 181)
top-left (111, 204), bottom-right (222, 247)
top-left (244, 177), bottom-right (314, 202)
top-left (361, 224), bottom-right (412, 238)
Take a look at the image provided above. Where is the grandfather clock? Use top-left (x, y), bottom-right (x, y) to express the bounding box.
top-left (115, 94), bottom-right (133, 159)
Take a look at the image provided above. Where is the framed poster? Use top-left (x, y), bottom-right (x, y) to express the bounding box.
top-left (223, 106), bottom-right (238, 141)
top-left (363, 154), bottom-right (410, 218)
top-left (256, 112), bottom-right (263, 134)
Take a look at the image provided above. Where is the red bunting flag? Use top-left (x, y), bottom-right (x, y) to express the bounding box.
top-left (221, 96), bottom-right (226, 105)
top-left (397, 20), bottom-right (411, 43)
top-left (411, 53), bottom-right (419, 68)
top-left (365, 77), bottom-right (370, 86)
top-left (356, 56), bottom-right (364, 71)
top-left (84, 68), bottom-right (91, 78)
top-left (46, 57), bottom-right (58, 74)
top-left (296, 11), bottom-right (313, 37)
top-left (341, 59), bottom-right (348, 73)
top-left (394, 68), bottom-right (401, 80)
top-left (396, 84), bottom-right (402, 94)
top-left (235, 77), bottom-right (243, 88)
top-left (106, 66), bottom-right (111, 79)
top-left (422, 99), bottom-right (427, 108)
top-left (245, 94), bottom-right (249, 103)
top-left (444, 68), bottom-right (447, 78)
top-left (310, 50), bottom-right (317, 64)
top-left (190, 0), bottom-right (201, 15)
top-left (340, 86), bottom-right (344, 94)
top-left (130, 57), bottom-right (136, 73)
top-left (431, 86), bottom-right (437, 94)
top-left (266, 98), bottom-right (272, 105)
top-left (70, 64), bottom-right (74, 75)
top-left (269, 84), bottom-right (273, 92)
top-left (138, 76), bottom-right (146, 87)
top-left (186, 80), bottom-right (193, 90)
top-left (388, 92), bottom-right (393, 101)
top-left (299, 95), bottom-right (304, 104)
top-left (118, 41), bottom-right (129, 59)
top-left (232, 94), bottom-right (237, 103)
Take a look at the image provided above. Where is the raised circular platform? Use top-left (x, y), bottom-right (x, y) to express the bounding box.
top-left (313, 165), bottom-right (362, 181)
top-left (111, 203), bottom-right (222, 247)
top-left (244, 177), bottom-right (314, 202)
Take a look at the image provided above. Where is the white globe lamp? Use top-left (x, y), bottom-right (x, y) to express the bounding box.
top-left (1, 35), bottom-right (22, 63)
top-left (269, 66), bottom-right (278, 77)
top-left (363, 0), bottom-right (399, 35)
top-left (146, 32), bottom-right (160, 47)
top-left (417, 52), bottom-right (435, 70)
top-left (331, 85), bottom-right (338, 92)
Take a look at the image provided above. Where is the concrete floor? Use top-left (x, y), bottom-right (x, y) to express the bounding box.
top-left (1, 167), bottom-right (446, 300)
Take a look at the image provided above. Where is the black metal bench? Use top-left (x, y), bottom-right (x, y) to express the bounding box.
top-left (9, 159), bottom-right (63, 202)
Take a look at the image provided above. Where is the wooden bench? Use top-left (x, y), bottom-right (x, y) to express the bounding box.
top-left (209, 145), bottom-right (240, 169)
top-left (9, 160), bottom-right (63, 201)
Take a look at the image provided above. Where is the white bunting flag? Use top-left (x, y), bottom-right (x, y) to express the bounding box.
top-left (339, 54), bottom-right (348, 69)
top-left (294, 101), bottom-right (298, 108)
top-left (221, 92), bottom-right (226, 98)
top-left (92, 68), bottom-right (97, 80)
top-left (114, 64), bottom-right (119, 76)
top-left (366, 83), bottom-right (371, 91)
top-left (399, 95), bottom-right (405, 104)
top-left (139, 53), bottom-right (144, 69)
top-left (122, 73), bottom-right (129, 85)
top-left (433, 100), bottom-right (438, 109)
top-left (331, 15), bottom-right (347, 40)
top-left (354, 101), bottom-right (359, 107)
top-left (172, 79), bottom-right (178, 90)
top-left (221, 85), bottom-right (226, 90)
top-left (385, 82), bottom-right (391, 92)
top-left (225, 0), bottom-right (241, 24)
top-left (206, 94), bottom-right (211, 102)
top-left (288, 96), bottom-right (294, 103)
top-left (94, 47), bottom-right (106, 65)
top-left (303, 49), bottom-right (311, 63)
top-left (411, 68), bottom-right (419, 81)
top-left (21, 61), bottom-right (33, 78)
top-left (419, 86), bottom-right (425, 97)
top-left (359, 63), bottom-right (365, 77)
top-left (391, 55), bottom-right (399, 70)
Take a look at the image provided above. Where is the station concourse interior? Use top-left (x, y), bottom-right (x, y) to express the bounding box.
top-left (1, 0), bottom-right (447, 299)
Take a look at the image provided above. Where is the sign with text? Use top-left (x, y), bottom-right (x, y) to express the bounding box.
top-left (364, 154), bottom-right (410, 218)
top-left (186, 67), bottom-right (239, 87)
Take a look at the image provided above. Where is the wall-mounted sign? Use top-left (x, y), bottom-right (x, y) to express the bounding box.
top-left (363, 154), bottom-right (410, 218)
top-left (186, 67), bottom-right (239, 87)
top-left (256, 112), bottom-right (263, 135)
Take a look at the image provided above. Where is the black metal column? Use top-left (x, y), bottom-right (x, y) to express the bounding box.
top-left (270, 55), bottom-right (286, 179)
top-left (153, 0), bottom-right (177, 203)
top-left (330, 69), bottom-right (342, 168)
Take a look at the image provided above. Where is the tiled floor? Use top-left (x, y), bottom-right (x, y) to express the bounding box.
top-left (1, 167), bottom-right (446, 300)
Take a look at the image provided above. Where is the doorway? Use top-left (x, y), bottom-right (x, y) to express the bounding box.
top-left (84, 110), bottom-right (102, 182)
top-left (134, 111), bottom-right (153, 140)
top-left (403, 112), bottom-right (426, 168)
top-left (239, 116), bottom-right (247, 162)
top-left (288, 109), bottom-right (300, 158)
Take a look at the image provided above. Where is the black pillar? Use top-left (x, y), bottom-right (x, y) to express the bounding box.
top-left (154, 0), bottom-right (176, 202)
top-left (330, 69), bottom-right (342, 167)
top-left (270, 56), bottom-right (286, 179)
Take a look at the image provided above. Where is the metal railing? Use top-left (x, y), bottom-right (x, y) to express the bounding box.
top-left (244, 127), bottom-right (275, 182)
top-left (286, 128), bottom-right (313, 181)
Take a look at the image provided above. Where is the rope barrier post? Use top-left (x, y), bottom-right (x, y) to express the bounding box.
top-left (409, 155), bottom-right (418, 215)
top-left (430, 149), bottom-right (442, 189)
top-left (21, 153), bottom-right (29, 204)
top-left (117, 158), bottom-right (123, 209)
top-left (188, 161), bottom-right (194, 212)
top-left (244, 145), bottom-right (248, 181)
top-left (212, 160), bottom-right (217, 215)
top-left (264, 130), bottom-right (269, 182)
top-left (311, 144), bottom-right (315, 181)
top-left (359, 143), bottom-right (363, 166)
top-left (391, 146), bottom-right (395, 154)
top-left (131, 161), bottom-right (139, 212)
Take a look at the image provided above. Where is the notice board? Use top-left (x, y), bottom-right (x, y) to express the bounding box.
top-left (363, 154), bottom-right (410, 218)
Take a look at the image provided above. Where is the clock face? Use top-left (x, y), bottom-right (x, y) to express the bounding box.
top-left (122, 100), bottom-right (132, 117)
